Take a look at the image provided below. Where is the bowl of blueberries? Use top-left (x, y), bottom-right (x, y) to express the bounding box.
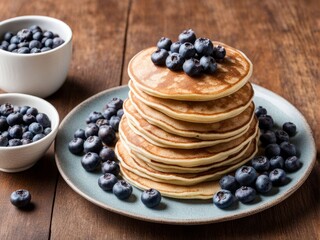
top-left (0, 15), bottom-right (72, 98)
top-left (0, 93), bottom-right (59, 172)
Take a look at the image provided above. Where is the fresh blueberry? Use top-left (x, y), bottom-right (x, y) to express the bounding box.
top-left (18, 41), bottom-right (30, 48)
top-left (106, 98), bottom-right (123, 111)
top-left (151, 49), bottom-right (169, 66)
top-left (43, 31), bottom-right (54, 38)
top-left (165, 53), bottom-right (185, 71)
top-left (44, 38), bottom-right (53, 48)
top-left (213, 189), bottom-right (234, 208)
top-left (29, 40), bottom-right (41, 49)
top-left (23, 114), bottom-right (36, 125)
top-left (28, 122), bottom-right (43, 135)
top-left (0, 135), bottom-right (8, 146)
top-left (10, 189), bottom-right (31, 208)
top-left (1, 40), bottom-right (9, 48)
top-left (8, 125), bottom-right (23, 139)
top-left (18, 47), bottom-right (30, 54)
top-left (3, 32), bottom-right (14, 41)
top-left (29, 25), bottom-right (42, 33)
top-left (259, 130), bottom-right (277, 146)
top-left (44, 127), bottom-right (52, 135)
top-left (235, 166), bottom-right (257, 186)
top-left (41, 37), bottom-right (48, 44)
top-left (74, 128), bottom-right (86, 140)
top-left (113, 180), bottom-right (133, 200)
top-left (269, 156), bottom-right (284, 170)
top-left (212, 45), bottom-right (226, 59)
top-left (103, 107), bottom-right (117, 120)
top-left (83, 135), bottom-right (103, 153)
top-left (98, 173), bottom-right (118, 191)
top-left (275, 129), bottom-right (289, 144)
top-left (0, 116), bottom-right (8, 131)
top-left (32, 31), bottom-right (43, 41)
top-left (101, 160), bottom-right (120, 176)
top-left (194, 38), bottom-right (214, 56)
top-left (33, 133), bottom-right (46, 142)
top-left (86, 111), bottom-right (104, 124)
top-left (265, 143), bottom-right (281, 158)
top-left (251, 156), bottom-right (270, 172)
top-left (219, 175), bottom-right (239, 193)
top-left (81, 152), bottom-right (101, 171)
top-left (258, 115), bottom-right (274, 130)
top-left (0, 45), bottom-right (7, 51)
top-left (22, 131), bottom-right (34, 140)
top-left (178, 29), bottom-right (196, 44)
top-left (269, 168), bottom-right (287, 186)
top-left (17, 29), bottom-right (32, 41)
top-left (26, 107), bottom-right (38, 116)
top-left (179, 42), bottom-right (196, 59)
top-left (157, 37), bottom-right (172, 51)
top-left (19, 106), bottom-right (30, 115)
top-left (283, 122), bottom-right (297, 137)
top-left (41, 47), bottom-right (51, 52)
top-left (255, 175), bottom-right (272, 193)
top-left (21, 139), bottom-right (32, 145)
top-left (84, 123), bottom-right (99, 137)
top-left (285, 156), bottom-right (301, 172)
top-left (68, 137), bottom-right (84, 155)
top-left (280, 141), bottom-right (297, 158)
top-left (99, 146), bottom-right (117, 162)
top-left (7, 43), bottom-right (17, 52)
top-left (183, 58), bottom-right (203, 77)
top-left (0, 103), bottom-right (14, 116)
top-left (36, 113), bottom-right (51, 128)
top-left (235, 186), bottom-right (256, 203)
top-left (200, 56), bottom-right (217, 74)
top-left (95, 118), bottom-right (109, 127)
top-left (98, 125), bottom-right (116, 145)
top-left (109, 115), bottom-right (121, 131)
top-left (52, 37), bottom-right (65, 48)
top-left (8, 139), bottom-right (22, 146)
top-left (1, 131), bottom-right (9, 139)
top-left (117, 109), bottom-right (124, 119)
top-left (141, 188), bottom-right (162, 208)
top-left (170, 41), bottom-right (182, 53)
top-left (6, 112), bottom-right (23, 126)
top-left (10, 36), bottom-right (20, 44)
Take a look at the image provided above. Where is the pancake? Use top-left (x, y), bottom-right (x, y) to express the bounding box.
top-left (125, 101), bottom-right (252, 149)
top-left (128, 42), bottom-right (253, 101)
top-left (130, 92), bottom-right (255, 140)
top-left (129, 80), bottom-right (254, 123)
top-left (119, 116), bottom-right (259, 167)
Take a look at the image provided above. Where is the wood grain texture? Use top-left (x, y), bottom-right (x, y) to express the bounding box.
top-left (0, 0), bottom-right (319, 239)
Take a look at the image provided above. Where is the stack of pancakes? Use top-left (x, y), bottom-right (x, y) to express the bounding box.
top-left (116, 42), bottom-right (258, 199)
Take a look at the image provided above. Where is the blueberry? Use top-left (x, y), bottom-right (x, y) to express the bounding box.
top-left (23, 114), bottom-right (36, 125)
top-left (199, 56), bottom-right (217, 74)
top-left (285, 156), bottom-right (301, 172)
top-left (33, 133), bottom-right (46, 142)
top-left (109, 115), bottom-right (121, 131)
top-left (98, 125), bottom-right (116, 145)
top-left (44, 38), bottom-right (53, 48)
top-left (86, 111), bottom-right (104, 124)
top-left (1, 131), bottom-right (9, 139)
top-left (10, 36), bottom-right (20, 44)
top-left (29, 25), bottom-right (42, 33)
top-left (21, 139), bottom-right (32, 145)
top-left (43, 31), bottom-right (54, 38)
top-left (151, 49), bottom-right (169, 66)
top-left (255, 175), bottom-right (272, 193)
top-left (0, 116), bottom-right (8, 131)
top-left (0, 103), bottom-right (14, 116)
top-left (269, 156), bottom-right (284, 170)
top-left (178, 29), bottom-right (196, 44)
top-left (81, 152), bottom-right (101, 171)
top-left (235, 166), bottom-right (257, 186)
top-left (165, 53), bottom-right (185, 71)
top-left (265, 143), bottom-right (281, 158)
top-left (103, 107), bottom-right (117, 120)
top-left (179, 42), bottom-right (196, 59)
top-left (8, 139), bottom-right (22, 146)
top-left (251, 156), bottom-right (270, 172)
top-left (41, 47), bottom-right (51, 52)
top-left (157, 37), bottom-right (172, 51)
top-left (68, 137), bottom-right (84, 155)
top-left (83, 135), bottom-right (103, 153)
top-left (275, 129), bottom-right (289, 144)
top-left (101, 160), bottom-right (120, 176)
top-left (235, 186), bottom-right (256, 203)
top-left (183, 58), bottom-right (203, 77)
top-left (117, 109), bottom-right (124, 119)
top-left (41, 37), bottom-right (48, 44)
top-left (17, 29), bottom-right (32, 41)
top-left (22, 131), bottom-right (34, 140)
top-left (1, 40), bottom-right (9, 47)
top-left (98, 173), bottom-right (118, 191)
top-left (74, 128), bottom-right (86, 140)
top-left (141, 188), bottom-right (162, 208)
top-left (212, 45), bottom-right (226, 59)
top-left (26, 107), bottom-right (38, 116)
top-left (269, 168), bottom-right (287, 186)
top-left (28, 122), bottom-right (43, 135)
top-left (99, 146), bottom-right (117, 162)
top-left (36, 113), bottom-right (51, 128)
top-left (17, 47), bottom-right (30, 54)
top-left (194, 38), bottom-right (214, 56)
top-left (19, 106), bottom-right (30, 115)
top-left (0, 135), bottom-right (8, 146)
top-left (106, 98), bottom-right (123, 111)
top-left (52, 37), bottom-right (65, 48)
top-left (113, 180), bottom-right (133, 200)
top-left (29, 40), bottom-right (41, 49)
top-left (170, 41), bottom-right (182, 53)
top-left (7, 43), bottom-right (16, 52)
top-left (258, 115), bottom-right (274, 130)
top-left (3, 32), bottom-right (14, 41)
top-left (44, 127), bottom-right (52, 135)
top-left (259, 130), bottom-right (277, 146)
top-left (0, 45), bottom-right (7, 51)
top-left (8, 125), bottom-right (23, 139)
top-left (6, 112), bottom-right (23, 126)
top-left (32, 31), bottom-right (43, 41)
top-left (219, 175), bottom-right (239, 193)
top-left (283, 122), bottom-right (297, 137)
top-left (280, 141), bottom-right (297, 158)
top-left (96, 118), bottom-right (109, 127)
top-left (84, 123), bottom-right (99, 137)
top-left (10, 189), bottom-right (31, 208)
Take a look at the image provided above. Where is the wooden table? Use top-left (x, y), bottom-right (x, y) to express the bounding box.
top-left (0, 0), bottom-right (319, 239)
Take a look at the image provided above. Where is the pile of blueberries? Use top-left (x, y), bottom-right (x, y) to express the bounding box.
top-left (151, 29), bottom-right (226, 77)
top-left (0, 103), bottom-right (52, 147)
top-left (0, 25), bottom-right (65, 54)
top-left (68, 97), bottom-right (162, 208)
top-left (213, 106), bottom-right (300, 208)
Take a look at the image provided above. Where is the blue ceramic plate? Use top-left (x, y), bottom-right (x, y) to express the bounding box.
top-left (55, 84), bottom-right (316, 225)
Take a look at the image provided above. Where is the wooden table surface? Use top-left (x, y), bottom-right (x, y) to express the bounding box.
top-left (0, 0), bottom-right (319, 239)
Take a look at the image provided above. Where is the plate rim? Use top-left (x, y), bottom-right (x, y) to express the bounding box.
top-left (55, 84), bottom-right (316, 225)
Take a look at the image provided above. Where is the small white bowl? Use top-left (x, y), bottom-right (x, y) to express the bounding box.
top-left (0, 15), bottom-right (72, 98)
top-left (0, 93), bottom-right (59, 172)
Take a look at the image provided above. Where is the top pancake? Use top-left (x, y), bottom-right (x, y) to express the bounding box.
top-left (128, 42), bottom-right (253, 101)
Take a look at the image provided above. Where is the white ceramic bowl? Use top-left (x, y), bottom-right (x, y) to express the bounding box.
top-left (0, 93), bottom-right (59, 172)
top-left (0, 15), bottom-right (72, 98)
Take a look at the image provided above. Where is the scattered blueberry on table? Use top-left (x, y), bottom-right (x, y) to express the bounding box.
top-left (141, 188), bottom-right (162, 208)
top-left (10, 189), bottom-right (31, 208)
